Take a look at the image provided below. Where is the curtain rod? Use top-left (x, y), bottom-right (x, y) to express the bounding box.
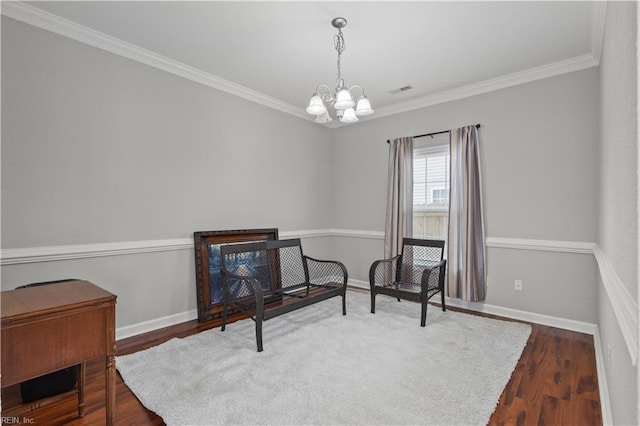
top-left (386, 124), bottom-right (481, 144)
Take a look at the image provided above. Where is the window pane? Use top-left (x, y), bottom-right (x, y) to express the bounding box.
top-left (413, 144), bottom-right (449, 240)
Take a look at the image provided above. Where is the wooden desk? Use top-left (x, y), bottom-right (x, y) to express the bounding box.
top-left (1, 280), bottom-right (117, 425)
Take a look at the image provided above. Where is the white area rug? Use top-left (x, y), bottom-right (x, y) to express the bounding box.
top-left (117, 291), bottom-right (531, 426)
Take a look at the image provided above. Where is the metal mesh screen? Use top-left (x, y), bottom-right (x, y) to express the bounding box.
top-left (372, 258), bottom-right (399, 288)
top-left (275, 245), bottom-right (306, 289)
top-left (306, 258), bottom-right (344, 287)
top-left (401, 243), bottom-right (443, 287)
top-left (222, 249), bottom-right (272, 299)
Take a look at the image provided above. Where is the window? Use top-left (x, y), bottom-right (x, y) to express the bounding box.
top-left (432, 189), bottom-right (449, 204)
top-left (413, 143), bottom-right (450, 239)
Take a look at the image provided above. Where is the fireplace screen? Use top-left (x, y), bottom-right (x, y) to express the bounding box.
top-left (193, 228), bottom-right (278, 322)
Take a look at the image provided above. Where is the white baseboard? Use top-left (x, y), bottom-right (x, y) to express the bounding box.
top-left (116, 309), bottom-right (198, 341)
top-left (593, 329), bottom-right (614, 426)
top-left (116, 280), bottom-right (597, 342)
top-left (348, 279), bottom-right (370, 289)
top-left (445, 298), bottom-right (598, 335)
top-left (350, 280), bottom-right (597, 334)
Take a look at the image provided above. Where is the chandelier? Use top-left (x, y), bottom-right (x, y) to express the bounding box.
top-left (305, 17), bottom-right (374, 124)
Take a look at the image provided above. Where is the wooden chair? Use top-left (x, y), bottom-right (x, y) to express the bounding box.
top-left (369, 238), bottom-right (447, 326)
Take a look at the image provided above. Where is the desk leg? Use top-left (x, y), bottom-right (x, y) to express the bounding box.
top-left (78, 362), bottom-right (86, 417)
top-left (106, 354), bottom-right (116, 426)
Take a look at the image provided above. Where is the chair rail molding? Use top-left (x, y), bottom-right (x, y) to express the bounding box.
top-left (2, 232), bottom-right (601, 265)
top-left (485, 237), bottom-right (596, 254)
top-left (0, 230), bottom-right (332, 265)
top-left (592, 245), bottom-right (638, 365)
top-left (0, 238), bottom-right (194, 265)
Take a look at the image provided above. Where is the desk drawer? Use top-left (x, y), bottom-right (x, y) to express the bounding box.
top-left (2, 306), bottom-right (113, 386)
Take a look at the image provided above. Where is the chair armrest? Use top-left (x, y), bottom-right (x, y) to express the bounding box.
top-left (220, 267), bottom-right (264, 304)
top-left (420, 259), bottom-right (447, 292)
top-left (369, 255), bottom-right (401, 288)
top-left (303, 256), bottom-right (348, 286)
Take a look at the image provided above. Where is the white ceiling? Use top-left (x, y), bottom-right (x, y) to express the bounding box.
top-left (6, 1), bottom-right (604, 126)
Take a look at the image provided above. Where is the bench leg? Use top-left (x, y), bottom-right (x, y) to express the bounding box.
top-left (256, 319), bottom-right (263, 352)
top-left (221, 302), bottom-right (228, 331)
top-left (256, 303), bottom-right (264, 352)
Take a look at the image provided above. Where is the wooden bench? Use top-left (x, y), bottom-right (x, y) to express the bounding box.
top-left (220, 238), bottom-right (348, 352)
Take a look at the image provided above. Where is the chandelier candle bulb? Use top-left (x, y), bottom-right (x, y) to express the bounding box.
top-left (334, 88), bottom-right (355, 110)
top-left (341, 107), bottom-right (359, 123)
top-left (314, 111), bottom-right (332, 123)
top-left (305, 17), bottom-right (374, 124)
top-left (355, 95), bottom-right (374, 115)
top-left (306, 94), bottom-right (327, 115)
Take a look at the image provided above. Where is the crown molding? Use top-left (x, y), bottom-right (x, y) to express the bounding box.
top-left (372, 54), bottom-right (599, 121)
top-left (590, 0), bottom-right (607, 64)
top-left (3, 1), bottom-right (602, 129)
top-left (0, 1), bottom-right (310, 122)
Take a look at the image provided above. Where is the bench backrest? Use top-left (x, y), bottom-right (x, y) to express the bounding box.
top-left (220, 239), bottom-right (308, 297)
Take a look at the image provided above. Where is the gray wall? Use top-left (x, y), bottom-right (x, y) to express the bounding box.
top-left (1, 17), bottom-right (334, 327)
top-left (1, 14), bottom-right (603, 327)
top-left (597, 1), bottom-right (638, 424)
top-left (332, 68), bottom-right (600, 323)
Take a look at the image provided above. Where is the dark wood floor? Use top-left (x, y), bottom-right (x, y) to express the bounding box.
top-left (2, 294), bottom-right (602, 426)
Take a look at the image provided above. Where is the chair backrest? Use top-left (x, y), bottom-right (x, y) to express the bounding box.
top-left (399, 238), bottom-right (445, 283)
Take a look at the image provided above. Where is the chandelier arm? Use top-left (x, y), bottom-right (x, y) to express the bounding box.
top-left (348, 85), bottom-right (366, 96)
top-left (315, 84), bottom-right (335, 104)
top-left (315, 84), bottom-right (332, 94)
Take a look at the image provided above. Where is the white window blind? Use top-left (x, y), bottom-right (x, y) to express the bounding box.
top-left (413, 144), bottom-right (450, 209)
top-left (413, 143), bottom-right (450, 239)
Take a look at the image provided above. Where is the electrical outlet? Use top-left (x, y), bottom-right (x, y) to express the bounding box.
top-left (514, 280), bottom-right (523, 291)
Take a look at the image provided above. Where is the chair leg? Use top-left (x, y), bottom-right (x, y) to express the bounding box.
top-left (397, 297), bottom-right (401, 302)
top-left (420, 300), bottom-right (427, 327)
top-left (370, 291), bottom-right (376, 314)
top-left (441, 290), bottom-right (446, 312)
top-left (342, 293), bottom-right (346, 315)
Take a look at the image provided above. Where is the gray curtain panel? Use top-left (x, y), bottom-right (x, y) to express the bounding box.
top-left (384, 137), bottom-right (414, 259)
top-left (448, 126), bottom-right (487, 301)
